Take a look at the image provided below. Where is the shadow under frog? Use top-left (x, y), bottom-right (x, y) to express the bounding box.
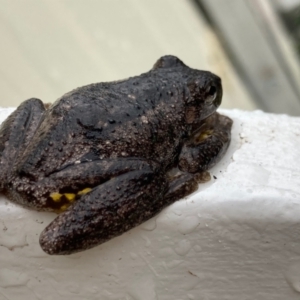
top-left (0, 55), bottom-right (232, 255)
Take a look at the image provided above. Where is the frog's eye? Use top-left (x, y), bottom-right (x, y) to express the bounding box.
top-left (153, 55), bottom-right (186, 70)
top-left (205, 85), bottom-right (217, 103)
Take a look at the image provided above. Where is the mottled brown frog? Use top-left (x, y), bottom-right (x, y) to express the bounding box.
top-left (0, 55), bottom-right (232, 255)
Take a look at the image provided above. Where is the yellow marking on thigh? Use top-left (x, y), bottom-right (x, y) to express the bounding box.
top-left (50, 192), bottom-right (62, 202)
top-left (77, 187), bottom-right (92, 195)
top-left (64, 193), bottom-right (76, 201)
top-left (60, 205), bottom-right (69, 211)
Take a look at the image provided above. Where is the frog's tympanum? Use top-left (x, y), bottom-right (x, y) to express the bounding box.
top-left (0, 56), bottom-right (232, 255)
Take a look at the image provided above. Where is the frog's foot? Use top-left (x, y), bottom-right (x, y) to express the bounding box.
top-left (39, 168), bottom-right (167, 255)
top-left (165, 170), bottom-right (211, 204)
top-left (0, 99), bottom-right (45, 191)
top-left (179, 112), bottom-right (233, 173)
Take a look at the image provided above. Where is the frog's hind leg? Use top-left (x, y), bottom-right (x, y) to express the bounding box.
top-left (40, 168), bottom-right (168, 255)
top-left (0, 98), bottom-right (45, 191)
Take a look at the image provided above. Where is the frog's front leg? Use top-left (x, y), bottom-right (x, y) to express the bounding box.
top-left (179, 112), bottom-right (233, 173)
top-left (163, 113), bottom-right (232, 206)
top-left (40, 166), bottom-right (168, 255)
top-left (0, 98), bottom-right (45, 191)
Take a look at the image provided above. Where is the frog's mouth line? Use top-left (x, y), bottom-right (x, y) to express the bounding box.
top-left (187, 107), bottom-right (217, 135)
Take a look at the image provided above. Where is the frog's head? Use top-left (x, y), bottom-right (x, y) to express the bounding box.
top-left (153, 55), bottom-right (223, 127)
top-left (184, 69), bottom-right (222, 124)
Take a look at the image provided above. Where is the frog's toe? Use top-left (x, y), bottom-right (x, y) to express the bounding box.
top-left (39, 218), bottom-right (73, 255)
top-left (39, 169), bottom-right (166, 255)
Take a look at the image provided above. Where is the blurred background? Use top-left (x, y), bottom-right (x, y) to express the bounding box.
top-left (1, 0), bottom-right (300, 115)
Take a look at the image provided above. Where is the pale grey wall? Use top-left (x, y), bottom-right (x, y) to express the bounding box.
top-left (0, 0), bottom-right (255, 109)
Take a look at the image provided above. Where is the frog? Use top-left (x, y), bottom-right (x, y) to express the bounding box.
top-left (0, 55), bottom-right (232, 255)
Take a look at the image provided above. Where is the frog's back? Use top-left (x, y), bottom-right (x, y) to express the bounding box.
top-left (17, 69), bottom-right (188, 178)
top-left (60, 70), bottom-right (188, 155)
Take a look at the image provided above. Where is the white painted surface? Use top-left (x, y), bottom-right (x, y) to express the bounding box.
top-left (0, 108), bottom-right (300, 299)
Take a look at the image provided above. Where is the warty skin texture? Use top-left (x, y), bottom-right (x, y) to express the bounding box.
top-left (0, 55), bottom-right (232, 254)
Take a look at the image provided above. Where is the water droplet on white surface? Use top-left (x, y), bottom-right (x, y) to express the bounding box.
top-left (142, 236), bottom-right (151, 247)
top-left (0, 269), bottom-right (29, 287)
top-left (178, 216), bottom-right (199, 235)
top-left (0, 234), bottom-right (27, 250)
top-left (140, 218), bottom-right (157, 231)
top-left (173, 210), bottom-right (182, 216)
top-left (159, 247), bottom-right (174, 257)
top-left (285, 261), bottom-right (300, 293)
top-left (166, 259), bottom-right (183, 269)
top-left (67, 283), bottom-right (80, 294)
top-left (130, 252), bottom-right (138, 260)
top-left (91, 287), bottom-right (99, 294)
top-left (128, 275), bottom-right (157, 300)
top-left (174, 239), bottom-right (192, 256)
top-left (193, 245), bottom-right (202, 252)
